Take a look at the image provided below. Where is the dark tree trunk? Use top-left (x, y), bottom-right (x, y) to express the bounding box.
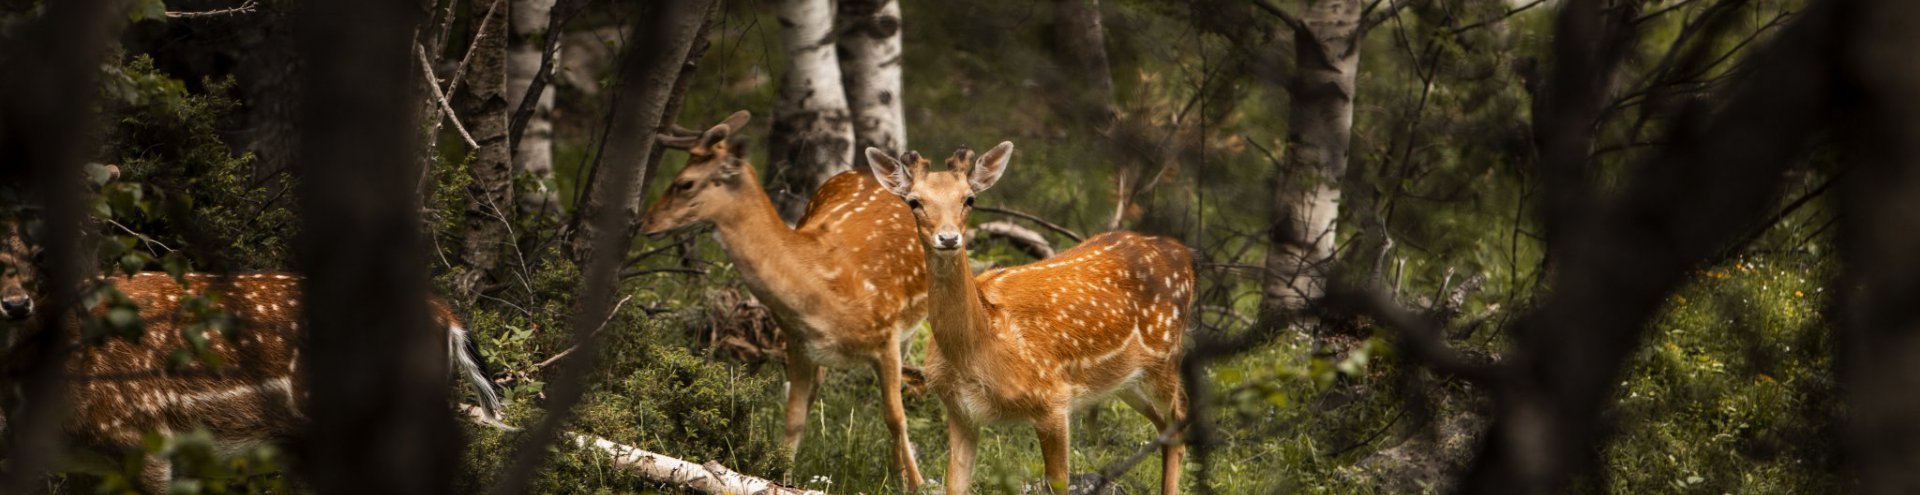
top-left (458, 0), bottom-right (516, 294)
top-left (569, 1), bottom-right (714, 265)
top-left (0, 2), bottom-right (123, 491)
top-left (292, 0), bottom-right (457, 492)
top-left (1838, 0), bottom-right (1920, 492)
top-left (633, 1), bottom-right (719, 239)
top-left (1457, 2), bottom-right (1839, 491)
top-left (238, 0), bottom-right (301, 184)
top-left (1261, 0), bottom-right (1363, 315)
top-left (1052, 0), bottom-right (1114, 119)
top-left (492, 2), bottom-right (718, 493)
top-left (839, 0), bottom-right (907, 166)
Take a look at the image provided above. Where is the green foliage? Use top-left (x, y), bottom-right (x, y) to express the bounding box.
top-left (1604, 255), bottom-right (1842, 493)
top-left (102, 55), bottom-right (295, 272)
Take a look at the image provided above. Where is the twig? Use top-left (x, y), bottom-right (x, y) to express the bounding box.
top-left (442, 0), bottom-right (505, 102)
top-left (165, 0), bottom-right (258, 18)
top-left (107, 218), bottom-right (175, 253)
top-left (1323, 285), bottom-right (1495, 382)
top-left (975, 205), bottom-right (1084, 242)
top-left (619, 267), bottom-right (708, 279)
top-left (533, 295), bottom-right (631, 370)
top-left (1091, 417), bottom-right (1192, 494)
top-left (414, 42), bottom-right (479, 149)
top-left (1250, 0), bottom-right (1309, 33)
top-left (1447, 0), bottom-right (1546, 34)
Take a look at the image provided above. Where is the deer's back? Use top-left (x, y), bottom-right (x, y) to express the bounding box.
top-left (793, 171), bottom-right (929, 336)
top-left (976, 232), bottom-right (1194, 390)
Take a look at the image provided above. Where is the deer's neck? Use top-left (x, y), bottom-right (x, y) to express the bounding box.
top-left (710, 177), bottom-right (825, 311)
top-left (926, 248), bottom-right (995, 366)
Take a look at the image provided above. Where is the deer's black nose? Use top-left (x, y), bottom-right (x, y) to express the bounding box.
top-left (1, 296), bottom-right (31, 320)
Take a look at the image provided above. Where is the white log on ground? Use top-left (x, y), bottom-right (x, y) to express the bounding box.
top-left (769, 0), bottom-right (855, 219)
top-left (837, 0), bottom-right (907, 163)
top-left (461, 406), bottom-right (826, 495)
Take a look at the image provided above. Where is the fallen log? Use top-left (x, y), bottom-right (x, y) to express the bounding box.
top-left (463, 406), bottom-right (827, 494)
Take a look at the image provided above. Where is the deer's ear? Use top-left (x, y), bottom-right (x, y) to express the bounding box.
top-left (866, 147), bottom-right (914, 197)
top-left (696, 122), bottom-right (733, 151)
top-left (970, 141), bottom-right (1013, 193)
top-left (657, 133), bottom-right (700, 150)
top-left (717, 110), bottom-right (750, 134)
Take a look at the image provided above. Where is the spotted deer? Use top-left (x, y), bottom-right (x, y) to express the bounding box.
top-left (867, 145), bottom-right (1194, 494)
top-left (0, 232), bottom-right (500, 493)
top-left (639, 111), bottom-right (929, 488)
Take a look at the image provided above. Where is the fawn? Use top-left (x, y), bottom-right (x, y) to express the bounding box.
top-left (0, 227), bottom-right (500, 493)
top-left (639, 111), bottom-right (929, 488)
top-left (867, 144), bottom-right (1193, 494)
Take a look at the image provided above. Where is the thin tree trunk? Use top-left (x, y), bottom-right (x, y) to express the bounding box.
top-left (0, 2), bottom-right (123, 491)
top-left (494, 2), bottom-right (717, 493)
top-left (1261, 0), bottom-right (1363, 315)
top-left (508, 0), bottom-right (559, 217)
top-left (838, 0), bottom-right (907, 167)
top-left (294, 0), bottom-right (458, 492)
top-left (1052, 0), bottom-right (1114, 119)
top-left (568, 1), bottom-right (711, 265)
top-left (632, 1), bottom-right (719, 238)
top-left (769, 0), bottom-right (855, 220)
top-left (458, 0), bottom-right (516, 293)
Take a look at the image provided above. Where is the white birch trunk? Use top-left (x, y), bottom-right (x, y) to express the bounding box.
top-left (1262, 0), bottom-right (1364, 314)
top-left (508, 0), bottom-right (558, 215)
top-left (770, 0), bottom-right (855, 220)
top-left (838, 0), bottom-right (907, 164)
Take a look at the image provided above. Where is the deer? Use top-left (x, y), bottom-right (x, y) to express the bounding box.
top-left (638, 110), bottom-right (930, 489)
top-left (0, 225), bottom-right (502, 494)
top-left (866, 144), bottom-right (1194, 495)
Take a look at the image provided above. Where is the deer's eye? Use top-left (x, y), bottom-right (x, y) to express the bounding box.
top-left (906, 198), bottom-right (922, 210)
top-left (964, 196), bottom-right (975, 208)
top-left (674, 180), bottom-right (694, 192)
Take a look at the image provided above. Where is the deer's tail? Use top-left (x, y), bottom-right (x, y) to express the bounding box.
top-left (449, 323), bottom-right (503, 420)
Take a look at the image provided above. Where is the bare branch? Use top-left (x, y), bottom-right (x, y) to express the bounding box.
top-left (415, 42), bottom-right (479, 149)
top-left (1251, 0), bottom-right (1310, 33)
top-left (165, 0), bottom-right (258, 19)
top-left (533, 296), bottom-right (632, 370)
top-left (974, 221), bottom-right (1055, 259)
top-left (975, 205), bottom-right (1085, 242)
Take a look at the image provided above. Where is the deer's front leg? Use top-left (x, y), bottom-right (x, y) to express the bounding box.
top-left (875, 344), bottom-right (925, 490)
top-left (944, 407), bottom-right (979, 495)
top-left (1034, 409), bottom-right (1071, 494)
top-left (782, 341), bottom-right (823, 459)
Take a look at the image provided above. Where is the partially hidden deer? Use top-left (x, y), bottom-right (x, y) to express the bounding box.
top-left (867, 144), bottom-right (1193, 494)
top-left (0, 226), bottom-right (501, 494)
top-left (639, 111), bottom-right (929, 488)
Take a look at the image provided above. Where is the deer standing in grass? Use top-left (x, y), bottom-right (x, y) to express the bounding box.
top-left (867, 145), bottom-right (1193, 494)
top-left (639, 111), bottom-right (928, 488)
top-left (0, 229), bottom-right (501, 493)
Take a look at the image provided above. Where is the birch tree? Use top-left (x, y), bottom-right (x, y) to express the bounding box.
top-left (838, 0), bottom-right (907, 165)
top-left (769, 0), bottom-right (855, 220)
top-left (1052, 0), bottom-right (1114, 119)
top-left (457, 0), bottom-right (515, 292)
top-left (1253, 0), bottom-right (1413, 315)
top-left (508, 0), bottom-right (559, 216)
